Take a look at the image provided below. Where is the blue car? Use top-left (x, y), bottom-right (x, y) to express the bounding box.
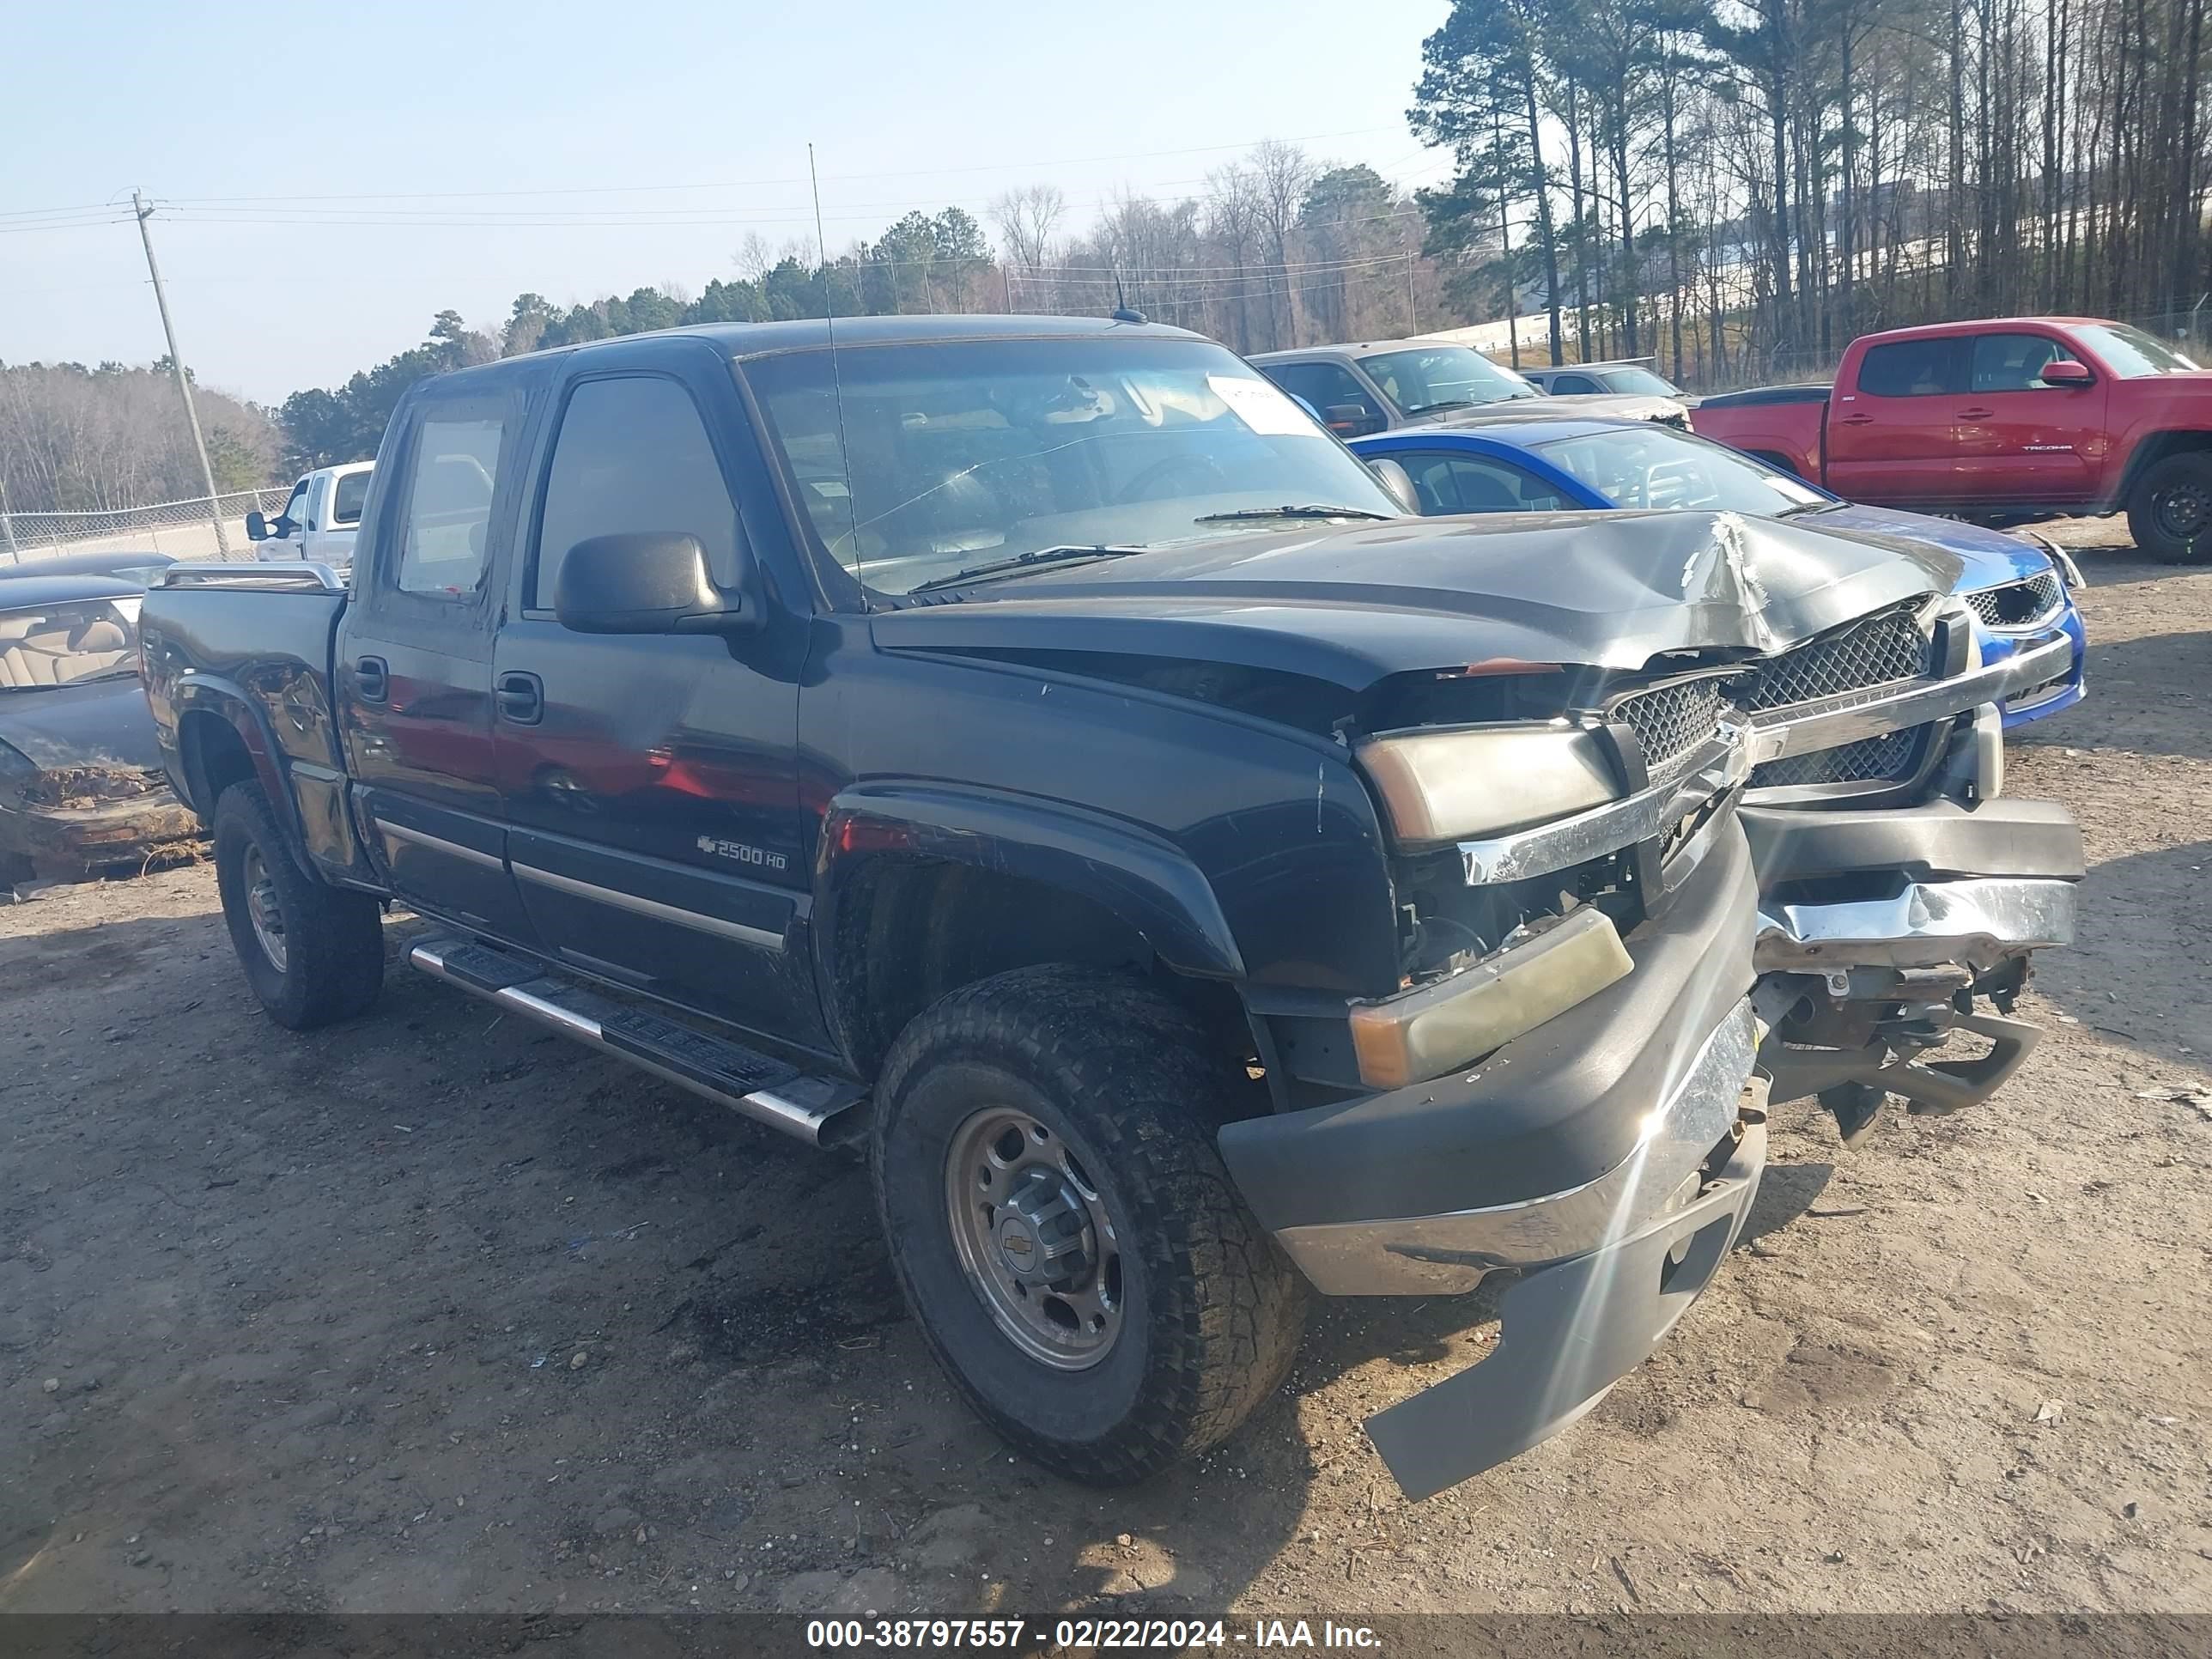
top-left (1352, 416), bottom-right (2087, 727)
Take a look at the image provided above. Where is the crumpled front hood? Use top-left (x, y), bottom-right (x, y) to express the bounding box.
top-left (0, 677), bottom-right (163, 771)
top-left (1792, 501), bottom-right (2051, 591)
top-left (873, 509), bottom-right (1962, 694)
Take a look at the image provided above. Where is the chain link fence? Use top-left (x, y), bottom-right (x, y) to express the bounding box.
top-left (0, 488), bottom-right (293, 568)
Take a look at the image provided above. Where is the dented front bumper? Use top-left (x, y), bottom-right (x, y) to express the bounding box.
top-left (1743, 791), bottom-right (2085, 1114)
top-left (1220, 819), bottom-right (1765, 1498)
top-left (1366, 1103), bottom-right (1767, 1501)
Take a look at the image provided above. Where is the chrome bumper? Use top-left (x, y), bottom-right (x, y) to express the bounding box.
top-left (1747, 631), bottom-right (2075, 763)
top-left (1271, 999), bottom-right (1762, 1296)
top-left (1755, 877), bottom-right (2077, 976)
top-left (1455, 632), bottom-right (2073, 889)
top-left (1460, 724), bottom-right (1751, 884)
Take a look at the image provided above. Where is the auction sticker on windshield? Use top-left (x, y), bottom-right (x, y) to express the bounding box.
top-left (1207, 374), bottom-right (1316, 435)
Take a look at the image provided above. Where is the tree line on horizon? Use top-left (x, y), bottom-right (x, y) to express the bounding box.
top-left (1410, 0), bottom-right (2210, 386)
top-left (274, 150), bottom-right (1448, 472)
top-left (0, 360), bottom-right (278, 518)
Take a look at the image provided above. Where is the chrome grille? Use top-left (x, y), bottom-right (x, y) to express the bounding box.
top-left (1611, 678), bottom-right (1723, 772)
top-left (1750, 728), bottom-right (1920, 789)
top-left (1740, 606), bottom-right (1931, 713)
top-left (1966, 572), bottom-right (2063, 630)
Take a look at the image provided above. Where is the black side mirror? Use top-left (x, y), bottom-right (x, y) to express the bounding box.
top-left (553, 532), bottom-right (754, 635)
top-left (245, 511), bottom-right (269, 541)
top-left (1366, 457), bottom-right (1422, 516)
top-left (1324, 402), bottom-right (1383, 437)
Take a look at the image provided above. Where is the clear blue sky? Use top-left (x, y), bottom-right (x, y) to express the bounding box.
top-left (1, 0), bottom-right (1450, 406)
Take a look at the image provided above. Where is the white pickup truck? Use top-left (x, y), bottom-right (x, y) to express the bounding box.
top-left (246, 462), bottom-right (374, 567)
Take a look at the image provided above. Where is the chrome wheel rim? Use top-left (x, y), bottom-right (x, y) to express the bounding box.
top-left (241, 846), bottom-right (287, 973)
top-left (944, 1106), bottom-right (1123, 1370)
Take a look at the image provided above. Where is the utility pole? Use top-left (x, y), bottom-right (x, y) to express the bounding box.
top-left (1405, 250), bottom-right (1419, 334)
top-left (133, 191), bottom-right (229, 557)
top-left (0, 477), bottom-right (17, 564)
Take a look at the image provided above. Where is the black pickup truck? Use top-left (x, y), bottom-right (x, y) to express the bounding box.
top-left (138, 315), bottom-right (2083, 1501)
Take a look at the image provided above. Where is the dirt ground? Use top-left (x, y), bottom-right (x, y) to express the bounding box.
top-left (3, 517), bottom-right (2209, 1621)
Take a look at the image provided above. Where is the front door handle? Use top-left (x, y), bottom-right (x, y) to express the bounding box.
top-left (1837, 412), bottom-right (1875, 426)
top-left (1957, 406), bottom-right (1996, 419)
top-left (356, 656), bottom-right (388, 703)
top-left (495, 670), bottom-right (544, 725)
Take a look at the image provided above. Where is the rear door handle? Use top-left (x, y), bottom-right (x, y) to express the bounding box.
top-left (496, 670), bottom-right (544, 725)
top-left (356, 656), bottom-right (388, 703)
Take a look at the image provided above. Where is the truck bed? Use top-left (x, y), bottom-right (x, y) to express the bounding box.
top-left (137, 562), bottom-right (356, 871)
top-left (1692, 383), bottom-right (1832, 410)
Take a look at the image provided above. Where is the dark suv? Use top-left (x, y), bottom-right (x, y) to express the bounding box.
top-left (137, 316), bottom-right (2080, 1500)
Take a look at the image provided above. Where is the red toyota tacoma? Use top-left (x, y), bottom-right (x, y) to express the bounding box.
top-left (1689, 317), bottom-right (2212, 562)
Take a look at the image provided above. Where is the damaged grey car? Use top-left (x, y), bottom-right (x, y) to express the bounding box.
top-left (0, 572), bottom-right (198, 888)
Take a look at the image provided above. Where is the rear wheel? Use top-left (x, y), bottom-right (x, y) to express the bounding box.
top-left (2126, 452), bottom-right (2212, 563)
top-left (213, 781), bottom-right (385, 1029)
top-left (872, 965), bottom-right (1306, 1486)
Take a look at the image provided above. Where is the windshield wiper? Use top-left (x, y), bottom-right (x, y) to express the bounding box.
top-left (908, 544), bottom-right (1152, 592)
top-left (1194, 504), bottom-right (1395, 524)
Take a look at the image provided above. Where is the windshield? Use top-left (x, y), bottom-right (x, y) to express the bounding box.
top-left (1598, 366), bottom-right (1682, 397)
top-left (0, 595), bottom-right (143, 690)
top-left (1532, 426), bottom-right (1829, 515)
top-left (742, 336), bottom-right (1401, 596)
top-left (2072, 324), bottom-right (2202, 377)
top-left (1359, 345), bottom-right (1540, 414)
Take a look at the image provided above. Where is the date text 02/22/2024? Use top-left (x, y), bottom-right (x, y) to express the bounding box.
top-left (803, 1618), bottom-right (1384, 1650)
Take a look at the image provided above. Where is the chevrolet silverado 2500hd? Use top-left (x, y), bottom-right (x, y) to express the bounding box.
top-left (137, 316), bottom-right (2081, 1500)
top-left (1689, 317), bottom-right (2212, 562)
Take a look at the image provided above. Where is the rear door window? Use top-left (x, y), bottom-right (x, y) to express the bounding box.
top-left (395, 416), bottom-right (506, 597)
top-left (532, 375), bottom-right (743, 611)
top-left (1258, 361), bottom-right (1376, 422)
top-left (332, 471), bottom-right (371, 526)
top-left (1548, 374), bottom-right (1601, 394)
top-left (1857, 339), bottom-right (1967, 398)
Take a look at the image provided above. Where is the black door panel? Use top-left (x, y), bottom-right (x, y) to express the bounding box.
top-left (338, 386), bottom-right (540, 945)
top-left (491, 349), bottom-right (823, 1049)
top-left (507, 822), bottom-right (818, 1029)
top-left (508, 824), bottom-right (797, 948)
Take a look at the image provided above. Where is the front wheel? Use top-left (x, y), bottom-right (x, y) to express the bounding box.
top-left (872, 965), bottom-right (1306, 1486)
top-left (213, 781), bottom-right (386, 1029)
top-left (2126, 452), bottom-right (2212, 564)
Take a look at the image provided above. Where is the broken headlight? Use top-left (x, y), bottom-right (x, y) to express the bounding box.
top-left (1354, 722), bottom-right (1619, 846)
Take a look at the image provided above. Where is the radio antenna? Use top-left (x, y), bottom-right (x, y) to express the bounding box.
top-left (1110, 266), bottom-right (1146, 325)
top-left (810, 143), bottom-right (865, 607)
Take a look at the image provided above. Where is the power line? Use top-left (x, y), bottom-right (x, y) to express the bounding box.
top-left (135, 125), bottom-right (1411, 210)
top-left (0, 212), bottom-right (131, 235)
